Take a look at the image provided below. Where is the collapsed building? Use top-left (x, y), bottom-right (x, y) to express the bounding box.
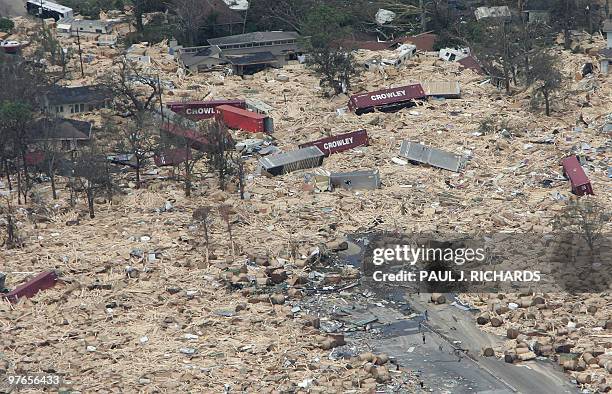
top-left (176, 31), bottom-right (302, 75)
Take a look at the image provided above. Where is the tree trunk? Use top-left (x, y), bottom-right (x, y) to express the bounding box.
top-left (50, 173), bottom-right (57, 199)
top-left (16, 167), bottom-right (21, 205)
top-left (544, 90), bottom-right (550, 116)
top-left (185, 162), bottom-right (192, 197)
top-left (563, 27), bottom-right (571, 50)
top-left (135, 0), bottom-right (144, 32)
top-left (136, 157), bottom-right (141, 189)
top-left (4, 160), bottom-right (11, 191)
top-left (86, 189), bottom-right (95, 218)
top-left (524, 55), bottom-right (530, 84)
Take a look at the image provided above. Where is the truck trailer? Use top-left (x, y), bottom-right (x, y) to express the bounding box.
top-left (166, 99), bottom-right (246, 121)
top-left (348, 84), bottom-right (426, 115)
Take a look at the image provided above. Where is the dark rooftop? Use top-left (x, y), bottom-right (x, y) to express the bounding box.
top-left (29, 118), bottom-right (93, 141)
top-left (226, 51), bottom-right (278, 66)
top-left (46, 85), bottom-right (110, 105)
top-left (208, 31), bottom-right (299, 46)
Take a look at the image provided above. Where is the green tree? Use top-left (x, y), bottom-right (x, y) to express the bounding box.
top-left (307, 47), bottom-right (360, 95)
top-left (302, 4), bottom-right (351, 49)
top-left (0, 18), bottom-right (14, 33)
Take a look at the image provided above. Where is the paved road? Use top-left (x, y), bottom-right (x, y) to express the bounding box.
top-left (361, 293), bottom-right (579, 394)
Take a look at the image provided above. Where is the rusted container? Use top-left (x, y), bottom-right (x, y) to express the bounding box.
top-left (3, 271), bottom-right (59, 303)
top-left (260, 146), bottom-right (324, 176)
top-left (215, 105), bottom-right (273, 133)
top-left (154, 148), bottom-right (192, 166)
top-left (348, 84), bottom-right (426, 114)
top-left (299, 129), bottom-right (369, 156)
top-left (24, 151), bottom-right (45, 166)
top-left (161, 123), bottom-right (210, 152)
top-left (166, 99), bottom-right (246, 121)
top-left (562, 156), bottom-right (594, 196)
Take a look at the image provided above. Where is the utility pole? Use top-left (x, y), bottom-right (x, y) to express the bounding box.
top-left (157, 75), bottom-right (164, 128)
top-left (75, 27), bottom-right (84, 78)
top-left (39, 0), bottom-right (44, 28)
top-left (420, 0), bottom-right (426, 33)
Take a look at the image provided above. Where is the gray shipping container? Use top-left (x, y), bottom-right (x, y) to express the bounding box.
top-left (399, 141), bottom-right (464, 172)
top-left (260, 146), bottom-right (325, 176)
top-left (330, 170), bottom-right (381, 190)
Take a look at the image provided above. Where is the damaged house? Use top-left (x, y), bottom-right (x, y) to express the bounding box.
top-left (43, 85), bottom-right (111, 115)
top-left (28, 118), bottom-right (93, 151)
top-left (177, 31), bottom-right (301, 75)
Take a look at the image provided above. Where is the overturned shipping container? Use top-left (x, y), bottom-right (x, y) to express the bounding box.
top-left (399, 141), bottom-right (465, 172)
top-left (166, 99), bottom-right (246, 121)
top-left (348, 84), bottom-right (426, 115)
top-left (299, 129), bottom-right (369, 156)
top-left (216, 105), bottom-right (273, 133)
top-left (562, 155), bottom-right (594, 196)
top-left (260, 146), bottom-right (325, 176)
top-left (330, 169), bottom-right (381, 190)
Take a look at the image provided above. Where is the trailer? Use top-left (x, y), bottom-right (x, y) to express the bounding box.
top-left (330, 169), bottom-right (381, 190)
top-left (26, 0), bottom-right (73, 21)
top-left (348, 84), bottom-right (426, 115)
top-left (166, 99), bottom-right (246, 121)
top-left (399, 141), bottom-right (465, 172)
top-left (299, 129), bottom-right (369, 156)
top-left (260, 146), bottom-right (324, 176)
top-left (420, 81), bottom-right (461, 98)
top-left (216, 105), bottom-right (273, 133)
top-left (562, 156), bottom-right (594, 196)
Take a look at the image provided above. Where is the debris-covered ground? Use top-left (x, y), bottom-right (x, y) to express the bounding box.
top-left (1, 15), bottom-right (611, 393)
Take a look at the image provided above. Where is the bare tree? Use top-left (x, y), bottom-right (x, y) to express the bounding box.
top-left (218, 204), bottom-right (234, 255)
top-left (101, 57), bottom-right (162, 126)
top-left (0, 194), bottom-right (21, 249)
top-left (232, 153), bottom-right (245, 200)
top-left (530, 51), bottom-right (563, 116)
top-left (192, 206), bottom-right (212, 262)
top-left (171, 0), bottom-right (209, 46)
top-left (205, 121), bottom-right (233, 191)
top-left (553, 198), bottom-right (610, 255)
top-left (73, 144), bottom-right (115, 219)
top-left (116, 112), bottom-right (160, 189)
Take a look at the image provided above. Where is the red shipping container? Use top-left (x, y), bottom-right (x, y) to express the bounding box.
top-left (562, 156), bottom-right (594, 196)
top-left (3, 271), bottom-right (59, 303)
top-left (166, 100), bottom-right (246, 121)
top-left (215, 105), bottom-right (274, 133)
top-left (154, 148), bottom-right (192, 166)
top-left (299, 129), bottom-right (369, 156)
top-left (348, 84), bottom-right (426, 114)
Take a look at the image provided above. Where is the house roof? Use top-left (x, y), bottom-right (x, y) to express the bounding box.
top-left (46, 85), bottom-right (110, 105)
top-left (225, 51), bottom-right (277, 66)
top-left (603, 19), bottom-right (612, 32)
top-left (208, 31), bottom-right (299, 46)
top-left (29, 118), bottom-right (93, 141)
top-left (402, 33), bottom-right (438, 52)
top-left (458, 55), bottom-right (485, 74)
top-left (600, 48), bottom-right (612, 58)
